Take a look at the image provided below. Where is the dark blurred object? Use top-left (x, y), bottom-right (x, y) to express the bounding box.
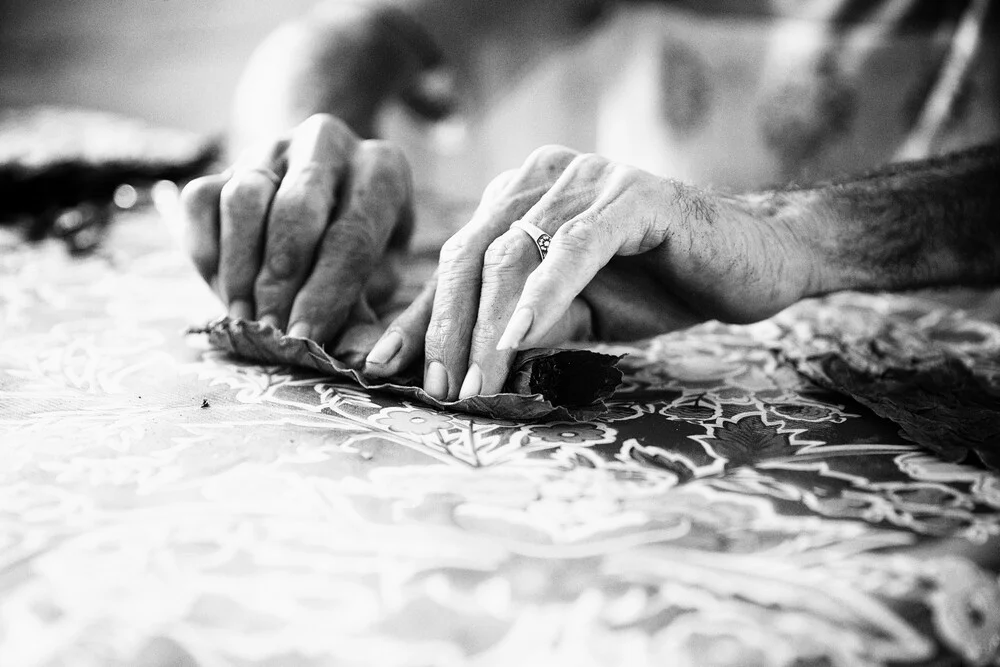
top-left (775, 293), bottom-right (1000, 471)
top-left (48, 201), bottom-right (111, 255)
top-left (0, 106), bottom-right (219, 245)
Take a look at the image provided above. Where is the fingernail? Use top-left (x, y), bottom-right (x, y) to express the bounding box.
top-left (228, 299), bottom-right (253, 321)
top-left (365, 331), bottom-right (403, 365)
top-left (259, 314), bottom-right (280, 330)
top-left (424, 361), bottom-right (449, 400)
top-left (458, 363), bottom-right (482, 399)
top-left (288, 321), bottom-right (311, 339)
top-left (496, 308), bottom-right (533, 351)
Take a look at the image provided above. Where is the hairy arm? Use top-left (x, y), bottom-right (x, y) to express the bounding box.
top-left (763, 142), bottom-right (1000, 297)
top-left (231, 0), bottom-right (610, 150)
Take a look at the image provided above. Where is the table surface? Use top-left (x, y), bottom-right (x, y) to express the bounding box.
top-left (2, 205), bottom-right (1000, 667)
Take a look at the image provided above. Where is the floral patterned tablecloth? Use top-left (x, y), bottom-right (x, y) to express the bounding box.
top-left (1, 206), bottom-right (999, 667)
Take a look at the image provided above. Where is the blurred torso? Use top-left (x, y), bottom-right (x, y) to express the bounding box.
top-left (596, 0), bottom-right (1000, 188)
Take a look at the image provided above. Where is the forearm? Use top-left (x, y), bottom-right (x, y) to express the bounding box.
top-left (781, 142), bottom-right (1000, 296)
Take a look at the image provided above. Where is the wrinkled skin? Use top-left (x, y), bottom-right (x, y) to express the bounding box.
top-left (362, 144), bottom-right (813, 400)
top-left (181, 115), bottom-right (814, 394)
top-left (181, 114), bottom-right (413, 365)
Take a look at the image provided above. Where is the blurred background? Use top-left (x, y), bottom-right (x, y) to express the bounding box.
top-left (0, 0), bottom-right (317, 136)
top-left (2, 0), bottom-right (999, 313)
top-left (0, 0), bottom-right (606, 203)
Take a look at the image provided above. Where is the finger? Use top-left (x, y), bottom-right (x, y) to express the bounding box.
top-left (461, 234), bottom-right (595, 398)
top-left (491, 154), bottom-right (654, 351)
top-left (497, 212), bottom-right (624, 351)
top-left (364, 259), bottom-right (402, 312)
top-left (458, 228), bottom-right (536, 398)
top-left (218, 140), bottom-right (287, 320)
top-left (422, 145), bottom-right (579, 400)
top-left (179, 173), bottom-right (227, 285)
top-left (331, 298), bottom-right (383, 369)
top-left (459, 154), bottom-right (604, 397)
top-left (462, 288), bottom-right (593, 399)
top-left (255, 115), bottom-right (358, 330)
top-left (363, 277), bottom-right (435, 379)
top-left (286, 138), bottom-right (411, 343)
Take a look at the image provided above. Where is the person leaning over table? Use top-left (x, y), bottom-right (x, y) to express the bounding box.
top-left (180, 0), bottom-right (1000, 403)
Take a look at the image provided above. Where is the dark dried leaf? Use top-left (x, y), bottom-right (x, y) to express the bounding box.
top-left (190, 317), bottom-right (623, 422)
top-left (773, 294), bottom-right (1000, 471)
top-left (802, 352), bottom-right (1000, 469)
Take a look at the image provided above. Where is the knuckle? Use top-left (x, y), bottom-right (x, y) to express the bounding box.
top-left (263, 244), bottom-right (301, 280)
top-left (482, 169), bottom-right (518, 200)
top-left (356, 164), bottom-right (409, 213)
top-left (220, 176), bottom-right (270, 215)
top-left (557, 218), bottom-right (601, 254)
top-left (360, 141), bottom-right (412, 198)
top-left (424, 316), bottom-right (460, 359)
top-left (438, 231), bottom-right (475, 265)
top-left (483, 233), bottom-right (529, 274)
top-left (301, 112), bottom-right (349, 139)
top-left (564, 152), bottom-right (600, 178)
top-left (294, 113), bottom-right (357, 159)
top-left (336, 219), bottom-right (381, 260)
top-left (360, 138), bottom-right (406, 167)
top-left (271, 193), bottom-right (328, 229)
top-left (253, 271), bottom-right (292, 302)
top-left (180, 176), bottom-right (219, 215)
top-left (525, 144), bottom-right (578, 172)
top-left (470, 323), bottom-right (502, 352)
top-left (288, 162), bottom-right (335, 191)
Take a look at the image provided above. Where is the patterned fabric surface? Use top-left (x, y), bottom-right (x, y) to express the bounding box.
top-left (2, 208), bottom-right (1000, 667)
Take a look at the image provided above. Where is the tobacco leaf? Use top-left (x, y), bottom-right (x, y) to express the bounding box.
top-left (773, 294), bottom-right (1000, 471)
top-left (190, 317), bottom-right (623, 422)
top-left (798, 351), bottom-right (1000, 470)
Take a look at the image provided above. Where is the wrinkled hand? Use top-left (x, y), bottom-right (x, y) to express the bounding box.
top-left (180, 114), bottom-right (413, 358)
top-left (363, 145), bottom-right (815, 400)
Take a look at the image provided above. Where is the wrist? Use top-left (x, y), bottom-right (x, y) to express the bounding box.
top-left (791, 187), bottom-right (882, 297)
top-left (733, 189), bottom-right (831, 305)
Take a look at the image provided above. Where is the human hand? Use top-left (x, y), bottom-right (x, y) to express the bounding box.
top-left (363, 145), bottom-right (817, 400)
top-left (180, 114), bottom-right (413, 348)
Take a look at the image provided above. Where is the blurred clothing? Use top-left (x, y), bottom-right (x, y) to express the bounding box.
top-left (599, 0), bottom-right (1000, 188)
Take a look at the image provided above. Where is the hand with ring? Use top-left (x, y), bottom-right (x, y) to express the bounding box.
top-left (180, 113), bottom-right (414, 363)
top-left (363, 144), bottom-right (817, 400)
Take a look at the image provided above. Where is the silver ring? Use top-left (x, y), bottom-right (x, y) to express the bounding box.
top-left (510, 220), bottom-right (551, 261)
